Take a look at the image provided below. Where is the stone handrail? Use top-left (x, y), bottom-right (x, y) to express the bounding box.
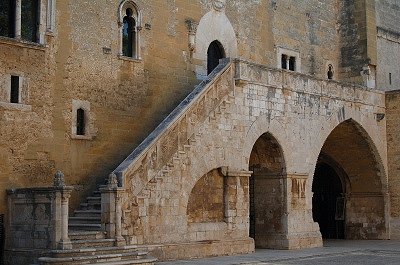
top-left (113, 58), bottom-right (234, 192)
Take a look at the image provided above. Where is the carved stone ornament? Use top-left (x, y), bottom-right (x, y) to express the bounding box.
top-left (54, 170), bottom-right (66, 188)
top-left (107, 173), bottom-right (119, 189)
top-left (212, 0), bottom-right (226, 11)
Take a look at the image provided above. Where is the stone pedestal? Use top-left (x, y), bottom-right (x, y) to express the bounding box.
top-left (5, 172), bottom-right (73, 264)
top-left (100, 173), bottom-right (126, 246)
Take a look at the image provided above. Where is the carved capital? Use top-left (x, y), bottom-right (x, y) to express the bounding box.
top-left (54, 170), bottom-right (65, 188)
top-left (212, 0), bottom-right (226, 12)
top-left (107, 173), bottom-right (119, 189)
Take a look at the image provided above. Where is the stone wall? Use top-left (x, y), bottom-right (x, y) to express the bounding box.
top-left (376, 0), bottom-right (400, 91)
top-left (187, 169), bottom-right (224, 223)
top-left (385, 90), bottom-right (400, 239)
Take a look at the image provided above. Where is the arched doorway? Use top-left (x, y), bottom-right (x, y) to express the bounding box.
top-left (249, 133), bottom-right (286, 248)
top-left (312, 119), bottom-right (388, 240)
top-left (312, 161), bottom-right (345, 239)
top-left (207, 40), bottom-right (225, 75)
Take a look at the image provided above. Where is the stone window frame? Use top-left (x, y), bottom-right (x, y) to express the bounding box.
top-left (46, 0), bottom-right (56, 34)
top-left (326, 61), bottom-right (335, 80)
top-left (71, 99), bottom-right (95, 140)
top-left (277, 47), bottom-right (301, 72)
top-left (0, 0), bottom-right (48, 45)
top-left (0, 72), bottom-right (31, 111)
top-left (117, 0), bottom-right (142, 61)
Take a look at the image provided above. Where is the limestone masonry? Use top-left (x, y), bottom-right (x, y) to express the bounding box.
top-left (0, 0), bottom-right (399, 264)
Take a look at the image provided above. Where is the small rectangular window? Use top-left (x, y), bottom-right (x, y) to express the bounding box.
top-left (76, 108), bottom-right (85, 135)
top-left (281, 54), bottom-right (287, 69)
top-left (389, 73), bottom-right (392, 85)
top-left (289, 56), bottom-right (296, 71)
top-left (10, 75), bottom-right (19, 103)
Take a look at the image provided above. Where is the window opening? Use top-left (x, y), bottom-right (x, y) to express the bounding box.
top-left (76, 108), bottom-right (85, 136)
top-left (122, 8), bottom-right (136, 57)
top-left (389, 73), bottom-right (392, 85)
top-left (328, 64), bottom-right (334, 80)
top-left (10, 75), bottom-right (19, 103)
top-left (207, 40), bottom-right (225, 75)
top-left (21, 0), bottom-right (39, 42)
top-left (289, 56), bottom-right (296, 71)
top-left (281, 54), bottom-right (287, 69)
top-left (0, 0), bottom-right (16, 38)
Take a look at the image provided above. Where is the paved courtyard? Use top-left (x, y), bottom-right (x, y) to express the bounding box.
top-left (157, 240), bottom-right (400, 264)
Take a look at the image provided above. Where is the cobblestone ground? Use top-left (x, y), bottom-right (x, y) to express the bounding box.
top-left (157, 240), bottom-right (400, 265)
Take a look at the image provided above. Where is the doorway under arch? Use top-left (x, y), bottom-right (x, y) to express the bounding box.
top-left (312, 119), bottom-right (388, 240)
top-left (249, 132), bottom-right (286, 248)
top-left (312, 161), bottom-right (345, 239)
top-left (207, 40), bottom-right (225, 75)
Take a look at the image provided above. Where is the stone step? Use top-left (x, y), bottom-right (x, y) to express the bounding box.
top-left (68, 223), bottom-right (102, 231)
top-left (71, 238), bottom-right (116, 248)
top-left (73, 210), bottom-right (101, 217)
top-left (92, 190), bottom-right (101, 196)
top-left (87, 196), bottom-right (101, 202)
top-left (48, 245), bottom-right (147, 258)
top-left (88, 257), bottom-right (157, 265)
top-left (68, 231), bottom-right (106, 241)
top-left (38, 251), bottom-right (152, 265)
top-left (69, 216), bottom-right (101, 224)
top-left (79, 202), bottom-right (101, 210)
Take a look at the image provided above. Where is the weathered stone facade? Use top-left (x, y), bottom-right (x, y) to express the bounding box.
top-left (0, 0), bottom-right (399, 264)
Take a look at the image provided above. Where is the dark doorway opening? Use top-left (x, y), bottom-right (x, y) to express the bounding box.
top-left (248, 133), bottom-right (286, 248)
top-left (207, 40), bottom-right (225, 75)
top-left (312, 162), bottom-right (345, 239)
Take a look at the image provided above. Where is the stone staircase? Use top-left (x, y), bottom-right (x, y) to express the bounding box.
top-left (36, 188), bottom-right (157, 265)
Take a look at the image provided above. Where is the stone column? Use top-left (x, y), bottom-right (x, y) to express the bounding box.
top-left (15, 0), bottom-right (22, 39)
top-left (100, 173), bottom-right (125, 246)
top-left (54, 171), bottom-right (73, 250)
top-left (221, 167), bottom-right (252, 236)
top-left (285, 173), bottom-right (322, 249)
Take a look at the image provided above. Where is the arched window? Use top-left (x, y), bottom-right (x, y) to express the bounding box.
top-left (76, 108), bottom-right (85, 136)
top-left (327, 64), bottom-right (334, 80)
top-left (119, 1), bottom-right (141, 59)
top-left (207, 40), bottom-right (225, 75)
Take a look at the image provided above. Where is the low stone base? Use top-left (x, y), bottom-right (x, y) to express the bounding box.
top-left (147, 237), bottom-right (255, 261)
top-left (255, 232), bottom-right (322, 250)
top-left (4, 248), bottom-right (47, 265)
top-left (286, 232), bottom-right (323, 249)
top-left (390, 218), bottom-right (400, 240)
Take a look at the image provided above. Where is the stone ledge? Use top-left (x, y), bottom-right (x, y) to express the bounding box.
top-left (147, 237), bottom-right (254, 261)
top-left (0, 36), bottom-right (46, 51)
top-left (0, 102), bottom-right (32, 112)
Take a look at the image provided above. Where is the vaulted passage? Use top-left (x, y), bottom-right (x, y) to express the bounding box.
top-left (312, 162), bottom-right (345, 239)
top-left (249, 133), bottom-right (286, 248)
top-left (313, 120), bottom-right (388, 240)
top-left (207, 40), bottom-right (225, 75)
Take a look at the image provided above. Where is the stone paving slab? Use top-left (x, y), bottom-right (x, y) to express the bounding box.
top-left (157, 240), bottom-right (400, 265)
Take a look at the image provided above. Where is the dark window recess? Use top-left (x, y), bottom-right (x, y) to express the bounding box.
top-left (207, 40), bottom-right (225, 75)
top-left (389, 73), bottom-right (392, 85)
top-left (21, 0), bottom-right (39, 42)
top-left (281, 54), bottom-right (287, 69)
top-left (328, 65), bottom-right (334, 80)
top-left (0, 214), bottom-right (4, 265)
top-left (0, 0), bottom-right (16, 38)
top-left (10, 75), bottom-right (19, 103)
top-left (289, 56), bottom-right (296, 71)
top-left (76, 108), bottom-right (85, 135)
top-left (122, 8), bottom-right (136, 57)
